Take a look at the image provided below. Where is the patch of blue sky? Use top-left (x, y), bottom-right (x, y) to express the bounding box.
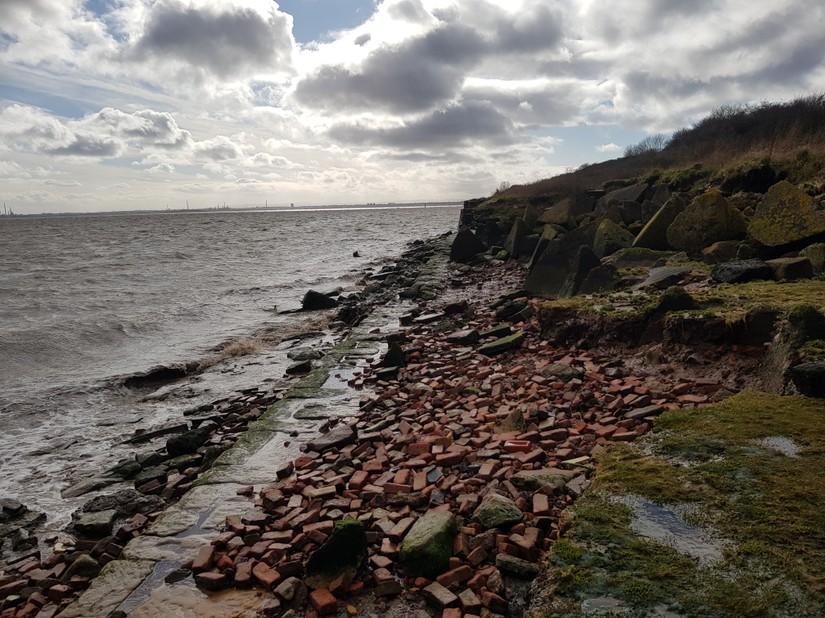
top-left (0, 84), bottom-right (95, 118)
top-left (278, 0), bottom-right (376, 43)
top-left (83, 0), bottom-right (129, 42)
top-left (533, 125), bottom-right (655, 167)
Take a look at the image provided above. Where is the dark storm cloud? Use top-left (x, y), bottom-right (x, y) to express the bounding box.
top-left (131, 1), bottom-right (293, 79)
top-left (294, 23), bottom-right (486, 113)
top-left (47, 134), bottom-right (122, 157)
top-left (328, 100), bottom-right (514, 148)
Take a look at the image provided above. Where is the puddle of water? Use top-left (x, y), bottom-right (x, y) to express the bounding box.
top-left (178, 506), bottom-right (216, 538)
top-left (613, 495), bottom-right (727, 564)
top-left (127, 578), bottom-right (265, 618)
top-left (581, 596), bottom-right (628, 614)
top-left (117, 559), bottom-right (184, 615)
top-left (754, 436), bottom-right (800, 457)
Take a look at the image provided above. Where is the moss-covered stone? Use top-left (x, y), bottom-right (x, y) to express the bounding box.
top-left (748, 181), bottom-right (825, 248)
top-left (166, 426), bottom-right (211, 457)
top-left (398, 511), bottom-right (458, 578)
top-left (800, 242), bottom-right (825, 274)
top-left (666, 189), bottom-right (747, 255)
top-left (477, 332), bottom-right (525, 356)
top-left (473, 493), bottom-right (523, 530)
top-left (593, 219), bottom-right (635, 258)
top-left (305, 517), bottom-right (367, 588)
top-left (633, 195), bottom-right (686, 250)
top-left (64, 554), bottom-right (102, 579)
top-left (652, 286), bottom-right (698, 313)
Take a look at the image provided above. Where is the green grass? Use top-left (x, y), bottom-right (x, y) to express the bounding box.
top-left (541, 391), bottom-right (825, 617)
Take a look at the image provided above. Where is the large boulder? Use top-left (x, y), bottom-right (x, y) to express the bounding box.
top-left (398, 511), bottom-right (457, 578)
top-left (789, 362), bottom-right (825, 398)
top-left (800, 243), bottom-right (825, 274)
top-left (666, 190), bottom-right (747, 255)
top-left (559, 246), bottom-right (601, 298)
top-left (504, 218), bottom-right (529, 260)
top-left (748, 181), bottom-right (825, 249)
top-left (305, 517), bottom-right (367, 589)
top-left (633, 195), bottom-right (686, 250)
top-left (302, 290), bottom-right (339, 311)
top-left (710, 259), bottom-right (773, 284)
top-left (593, 219), bottom-right (635, 258)
top-left (450, 228), bottom-right (486, 263)
top-left (473, 493), bottom-right (522, 530)
top-left (524, 240), bottom-right (572, 297)
top-left (766, 257), bottom-right (814, 281)
top-left (166, 426), bottom-right (211, 457)
top-left (596, 183), bottom-right (648, 211)
top-left (578, 264), bottom-right (620, 295)
top-left (537, 197), bottom-right (592, 228)
top-left (527, 225), bottom-right (561, 269)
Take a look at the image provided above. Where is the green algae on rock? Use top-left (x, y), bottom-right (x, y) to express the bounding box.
top-left (666, 189), bottom-right (747, 256)
top-left (305, 517), bottom-right (367, 589)
top-left (473, 493), bottom-right (523, 530)
top-left (748, 181), bottom-right (825, 248)
top-left (398, 511), bottom-right (458, 578)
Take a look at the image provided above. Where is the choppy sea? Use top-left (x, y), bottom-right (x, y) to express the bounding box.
top-left (0, 205), bottom-right (460, 528)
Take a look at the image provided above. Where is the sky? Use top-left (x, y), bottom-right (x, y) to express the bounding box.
top-left (0, 0), bottom-right (823, 213)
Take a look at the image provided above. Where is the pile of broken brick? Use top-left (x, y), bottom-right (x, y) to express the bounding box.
top-left (188, 295), bottom-right (723, 617)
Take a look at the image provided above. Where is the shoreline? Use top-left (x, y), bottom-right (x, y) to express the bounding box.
top-left (3, 192), bottom-right (824, 616)
top-left (0, 232), bottom-right (457, 617)
top-left (51, 224), bottom-right (739, 618)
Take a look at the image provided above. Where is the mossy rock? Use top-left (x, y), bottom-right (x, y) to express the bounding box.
top-left (787, 304), bottom-right (825, 344)
top-left (64, 554), bottom-right (101, 579)
top-left (593, 219), bottom-right (635, 258)
top-left (653, 286), bottom-right (698, 313)
top-left (748, 181), bottom-right (825, 248)
top-left (398, 511), bottom-right (457, 578)
top-left (666, 190), bottom-right (747, 255)
top-left (305, 517), bottom-right (367, 588)
top-left (800, 243), bottom-right (825, 274)
top-left (478, 332), bottom-right (525, 356)
top-left (166, 426), bottom-right (211, 457)
top-left (473, 493), bottom-right (523, 530)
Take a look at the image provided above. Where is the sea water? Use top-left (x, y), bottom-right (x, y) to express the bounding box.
top-left (0, 205), bottom-right (460, 528)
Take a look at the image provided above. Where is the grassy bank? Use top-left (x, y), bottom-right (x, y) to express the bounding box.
top-left (536, 391), bottom-right (825, 617)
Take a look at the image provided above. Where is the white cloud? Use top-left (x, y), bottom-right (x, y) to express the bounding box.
top-left (0, 0), bottom-right (824, 212)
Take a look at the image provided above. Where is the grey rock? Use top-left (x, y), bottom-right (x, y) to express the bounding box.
top-left (711, 259), bottom-right (773, 284)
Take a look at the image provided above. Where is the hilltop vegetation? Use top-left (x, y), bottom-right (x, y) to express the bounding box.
top-left (500, 94), bottom-right (825, 200)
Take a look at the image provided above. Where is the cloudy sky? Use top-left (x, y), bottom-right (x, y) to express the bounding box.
top-left (1, 0), bottom-right (823, 213)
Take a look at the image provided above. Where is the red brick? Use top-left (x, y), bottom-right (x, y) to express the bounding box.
top-left (191, 545), bottom-right (215, 572)
top-left (252, 562), bottom-right (281, 589)
top-left (436, 564), bottom-right (473, 589)
top-left (310, 589), bottom-right (338, 616)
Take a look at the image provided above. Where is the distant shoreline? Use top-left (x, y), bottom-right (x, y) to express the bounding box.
top-left (0, 201), bottom-right (465, 219)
